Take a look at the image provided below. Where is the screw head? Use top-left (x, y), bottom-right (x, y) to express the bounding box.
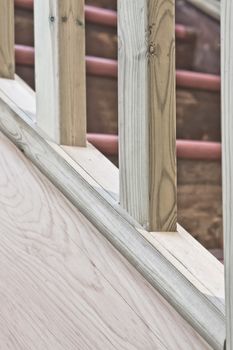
top-left (149, 44), bottom-right (155, 54)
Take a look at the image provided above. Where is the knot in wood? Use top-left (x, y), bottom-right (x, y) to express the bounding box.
top-left (61, 16), bottom-right (68, 23)
top-left (149, 44), bottom-right (155, 55)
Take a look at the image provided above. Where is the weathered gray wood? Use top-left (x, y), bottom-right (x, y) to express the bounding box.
top-left (221, 1), bottom-right (233, 348)
top-left (118, 0), bottom-right (177, 232)
top-left (34, 0), bottom-right (86, 146)
top-left (0, 77), bottom-right (225, 350)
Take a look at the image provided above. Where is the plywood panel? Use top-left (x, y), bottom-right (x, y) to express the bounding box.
top-left (0, 132), bottom-right (210, 349)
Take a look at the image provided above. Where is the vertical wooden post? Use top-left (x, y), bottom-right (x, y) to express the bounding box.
top-left (118, 0), bottom-right (177, 231)
top-left (0, 0), bottom-right (15, 79)
top-left (221, 1), bottom-right (233, 349)
top-left (34, 0), bottom-right (86, 146)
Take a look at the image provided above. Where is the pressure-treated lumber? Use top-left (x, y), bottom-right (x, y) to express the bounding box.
top-left (0, 76), bottom-right (225, 349)
top-left (0, 132), bottom-right (212, 350)
top-left (0, 0), bottom-right (14, 78)
top-left (63, 144), bottom-right (119, 201)
top-left (34, 0), bottom-right (86, 146)
top-left (118, 0), bottom-right (177, 231)
top-left (221, 1), bottom-right (233, 349)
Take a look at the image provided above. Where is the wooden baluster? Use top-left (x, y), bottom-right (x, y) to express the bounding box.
top-left (118, 0), bottom-right (177, 231)
top-left (221, 0), bottom-right (233, 348)
top-left (34, 0), bottom-right (86, 146)
top-left (0, 0), bottom-right (14, 79)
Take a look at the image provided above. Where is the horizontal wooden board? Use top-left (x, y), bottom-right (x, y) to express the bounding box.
top-left (178, 159), bottom-right (221, 185)
top-left (178, 159), bottom-right (222, 249)
top-left (178, 184), bottom-right (222, 249)
top-left (177, 89), bottom-right (221, 141)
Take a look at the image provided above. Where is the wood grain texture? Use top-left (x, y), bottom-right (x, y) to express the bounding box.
top-left (221, 0), bottom-right (233, 348)
top-left (62, 143), bottom-right (119, 201)
top-left (0, 132), bottom-right (211, 350)
top-left (148, 0), bottom-right (177, 231)
top-left (118, 0), bottom-right (177, 231)
top-left (0, 77), bottom-right (225, 349)
top-left (0, 0), bottom-right (14, 78)
top-left (34, 0), bottom-right (86, 146)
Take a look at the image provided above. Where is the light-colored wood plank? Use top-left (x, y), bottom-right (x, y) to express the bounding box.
top-left (146, 225), bottom-right (224, 312)
top-left (63, 143), bottom-right (119, 201)
top-left (221, 1), bottom-right (233, 348)
top-left (0, 76), bottom-right (35, 122)
top-left (0, 132), bottom-right (211, 350)
top-left (0, 77), bottom-right (225, 349)
top-left (34, 0), bottom-right (86, 146)
top-left (0, 0), bottom-right (14, 78)
top-left (148, 0), bottom-right (177, 231)
top-left (118, 0), bottom-right (177, 231)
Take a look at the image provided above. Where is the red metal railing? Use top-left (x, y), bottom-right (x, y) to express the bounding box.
top-left (14, 1), bottom-right (221, 161)
top-left (15, 45), bottom-right (220, 92)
